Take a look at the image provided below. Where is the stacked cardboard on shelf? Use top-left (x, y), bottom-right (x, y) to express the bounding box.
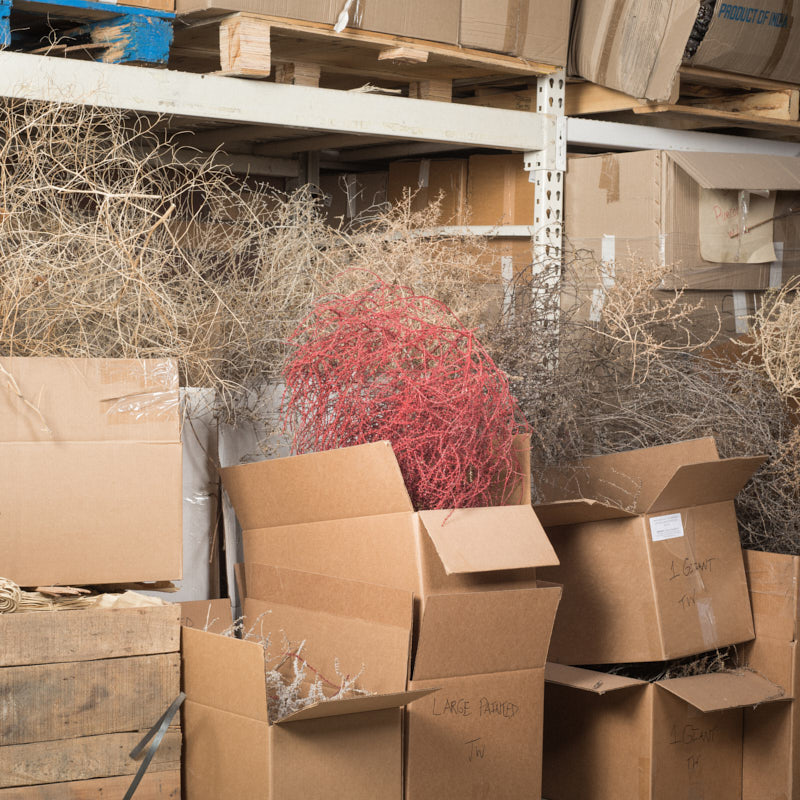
top-left (740, 549), bottom-right (800, 800)
top-left (535, 438), bottom-right (786, 799)
top-left (0, 602), bottom-right (182, 798)
top-left (218, 437), bottom-right (563, 799)
top-left (564, 151), bottom-right (800, 338)
top-left (570, 0), bottom-right (800, 101)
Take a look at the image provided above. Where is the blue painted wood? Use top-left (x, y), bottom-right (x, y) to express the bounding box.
top-left (80, 13), bottom-right (173, 63)
top-left (15, 0), bottom-right (173, 19)
top-left (0, 0), bottom-right (11, 48)
top-left (1, 0), bottom-right (173, 64)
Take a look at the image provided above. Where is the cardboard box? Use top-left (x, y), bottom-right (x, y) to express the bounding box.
top-left (175, 0), bottom-right (460, 44)
top-left (536, 437), bottom-right (764, 664)
top-left (0, 604), bottom-right (181, 792)
top-left (459, 0), bottom-right (571, 64)
top-left (182, 573), bottom-right (432, 800)
top-left (387, 159), bottom-right (468, 225)
top-left (740, 549), bottom-right (800, 799)
top-left (543, 661), bottom-right (785, 800)
top-left (0, 357), bottom-right (183, 586)
top-left (565, 150), bottom-right (800, 291)
top-left (240, 564), bottom-right (561, 800)
top-left (468, 154), bottom-right (535, 226)
top-left (220, 439), bottom-right (563, 798)
top-left (570, 0), bottom-right (800, 101)
top-left (319, 171), bottom-right (388, 225)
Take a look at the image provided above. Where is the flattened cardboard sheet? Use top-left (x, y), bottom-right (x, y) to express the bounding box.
top-left (670, 152), bottom-right (800, 193)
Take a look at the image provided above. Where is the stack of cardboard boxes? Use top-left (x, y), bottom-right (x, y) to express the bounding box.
top-left (180, 437), bottom-right (563, 798)
top-left (532, 437), bottom-right (790, 799)
top-left (564, 151), bottom-right (800, 339)
top-left (0, 357), bottom-right (183, 797)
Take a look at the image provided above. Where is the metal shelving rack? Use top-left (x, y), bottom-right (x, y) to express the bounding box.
top-left (1, 51), bottom-right (799, 278)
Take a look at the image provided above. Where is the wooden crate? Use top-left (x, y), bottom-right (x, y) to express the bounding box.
top-left (0, 604), bottom-right (181, 797)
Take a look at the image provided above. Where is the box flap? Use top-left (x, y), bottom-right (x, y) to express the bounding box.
top-left (539, 438), bottom-right (721, 513)
top-left (647, 455), bottom-right (767, 513)
top-left (544, 662), bottom-right (645, 693)
top-left (669, 152), bottom-right (800, 192)
top-left (418, 505), bottom-right (559, 574)
top-left (275, 688), bottom-right (436, 724)
top-left (412, 584), bottom-right (562, 680)
top-left (182, 625), bottom-right (268, 722)
top-left (220, 441), bottom-right (413, 529)
top-left (533, 499), bottom-right (637, 527)
top-left (656, 671), bottom-right (786, 712)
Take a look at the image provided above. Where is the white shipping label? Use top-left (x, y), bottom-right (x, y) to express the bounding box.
top-left (649, 513), bottom-right (685, 542)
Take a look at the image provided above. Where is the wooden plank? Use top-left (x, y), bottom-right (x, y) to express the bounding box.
top-left (409, 79), bottom-right (452, 102)
top-left (171, 12), bottom-right (555, 81)
top-left (0, 769), bottom-right (180, 799)
top-left (378, 46), bottom-right (428, 63)
top-left (680, 66), bottom-right (800, 93)
top-left (274, 61), bottom-right (321, 87)
top-left (680, 89), bottom-right (798, 121)
top-left (0, 605), bottom-right (180, 668)
top-left (631, 103), bottom-right (800, 133)
top-left (0, 654), bottom-right (180, 746)
top-left (0, 730), bottom-right (181, 788)
top-left (219, 14), bottom-right (271, 76)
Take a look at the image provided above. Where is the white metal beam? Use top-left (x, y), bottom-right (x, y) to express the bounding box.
top-left (0, 51), bottom-right (546, 152)
top-left (568, 117), bottom-right (800, 156)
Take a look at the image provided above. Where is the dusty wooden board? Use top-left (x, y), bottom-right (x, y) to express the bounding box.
top-left (0, 730), bottom-right (181, 788)
top-left (170, 12), bottom-right (555, 82)
top-left (0, 653), bottom-right (180, 745)
top-left (0, 605), bottom-right (180, 668)
top-left (0, 769), bottom-right (181, 798)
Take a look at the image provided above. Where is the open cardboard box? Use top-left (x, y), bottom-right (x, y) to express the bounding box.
top-left (536, 437), bottom-right (764, 664)
top-left (220, 438), bottom-right (563, 799)
top-left (543, 661), bottom-right (786, 800)
top-left (241, 562), bottom-right (562, 800)
top-left (0, 357), bottom-right (182, 586)
top-left (570, 0), bottom-right (800, 100)
top-left (739, 549), bottom-right (800, 799)
top-left (564, 150), bottom-right (800, 293)
top-left (183, 567), bottom-right (433, 800)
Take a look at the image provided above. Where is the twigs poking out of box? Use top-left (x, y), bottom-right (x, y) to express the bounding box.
top-left (215, 614), bottom-right (370, 723)
top-left (283, 277), bottom-right (528, 510)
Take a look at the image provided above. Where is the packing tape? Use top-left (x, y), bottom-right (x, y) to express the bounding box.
top-left (596, 0), bottom-right (628, 85)
top-left (502, 0), bottom-right (529, 55)
top-left (598, 154), bottom-right (620, 204)
top-left (770, 241), bottom-right (784, 288)
top-left (589, 234), bottom-right (616, 322)
top-left (417, 159), bottom-right (430, 189)
top-left (503, 160), bottom-right (516, 224)
top-left (103, 388), bottom-right (180, 422)
top-left (344, 174), bottom-right (358, 219)
top-left (733, 291), bottom-right (749, 334)
top-left (501, 255), bottom-right (514, 318)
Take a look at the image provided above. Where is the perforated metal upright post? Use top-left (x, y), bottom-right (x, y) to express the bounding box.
top-left (524, 70), bottom-right (566, 344)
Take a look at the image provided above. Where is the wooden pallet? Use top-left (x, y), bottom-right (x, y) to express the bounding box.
top-left (170, 12), bottom-right (557, 100)
top-left (462, 66), bottom-right (800, 139)
top-left (0, 0), bottom-right (174, 64)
